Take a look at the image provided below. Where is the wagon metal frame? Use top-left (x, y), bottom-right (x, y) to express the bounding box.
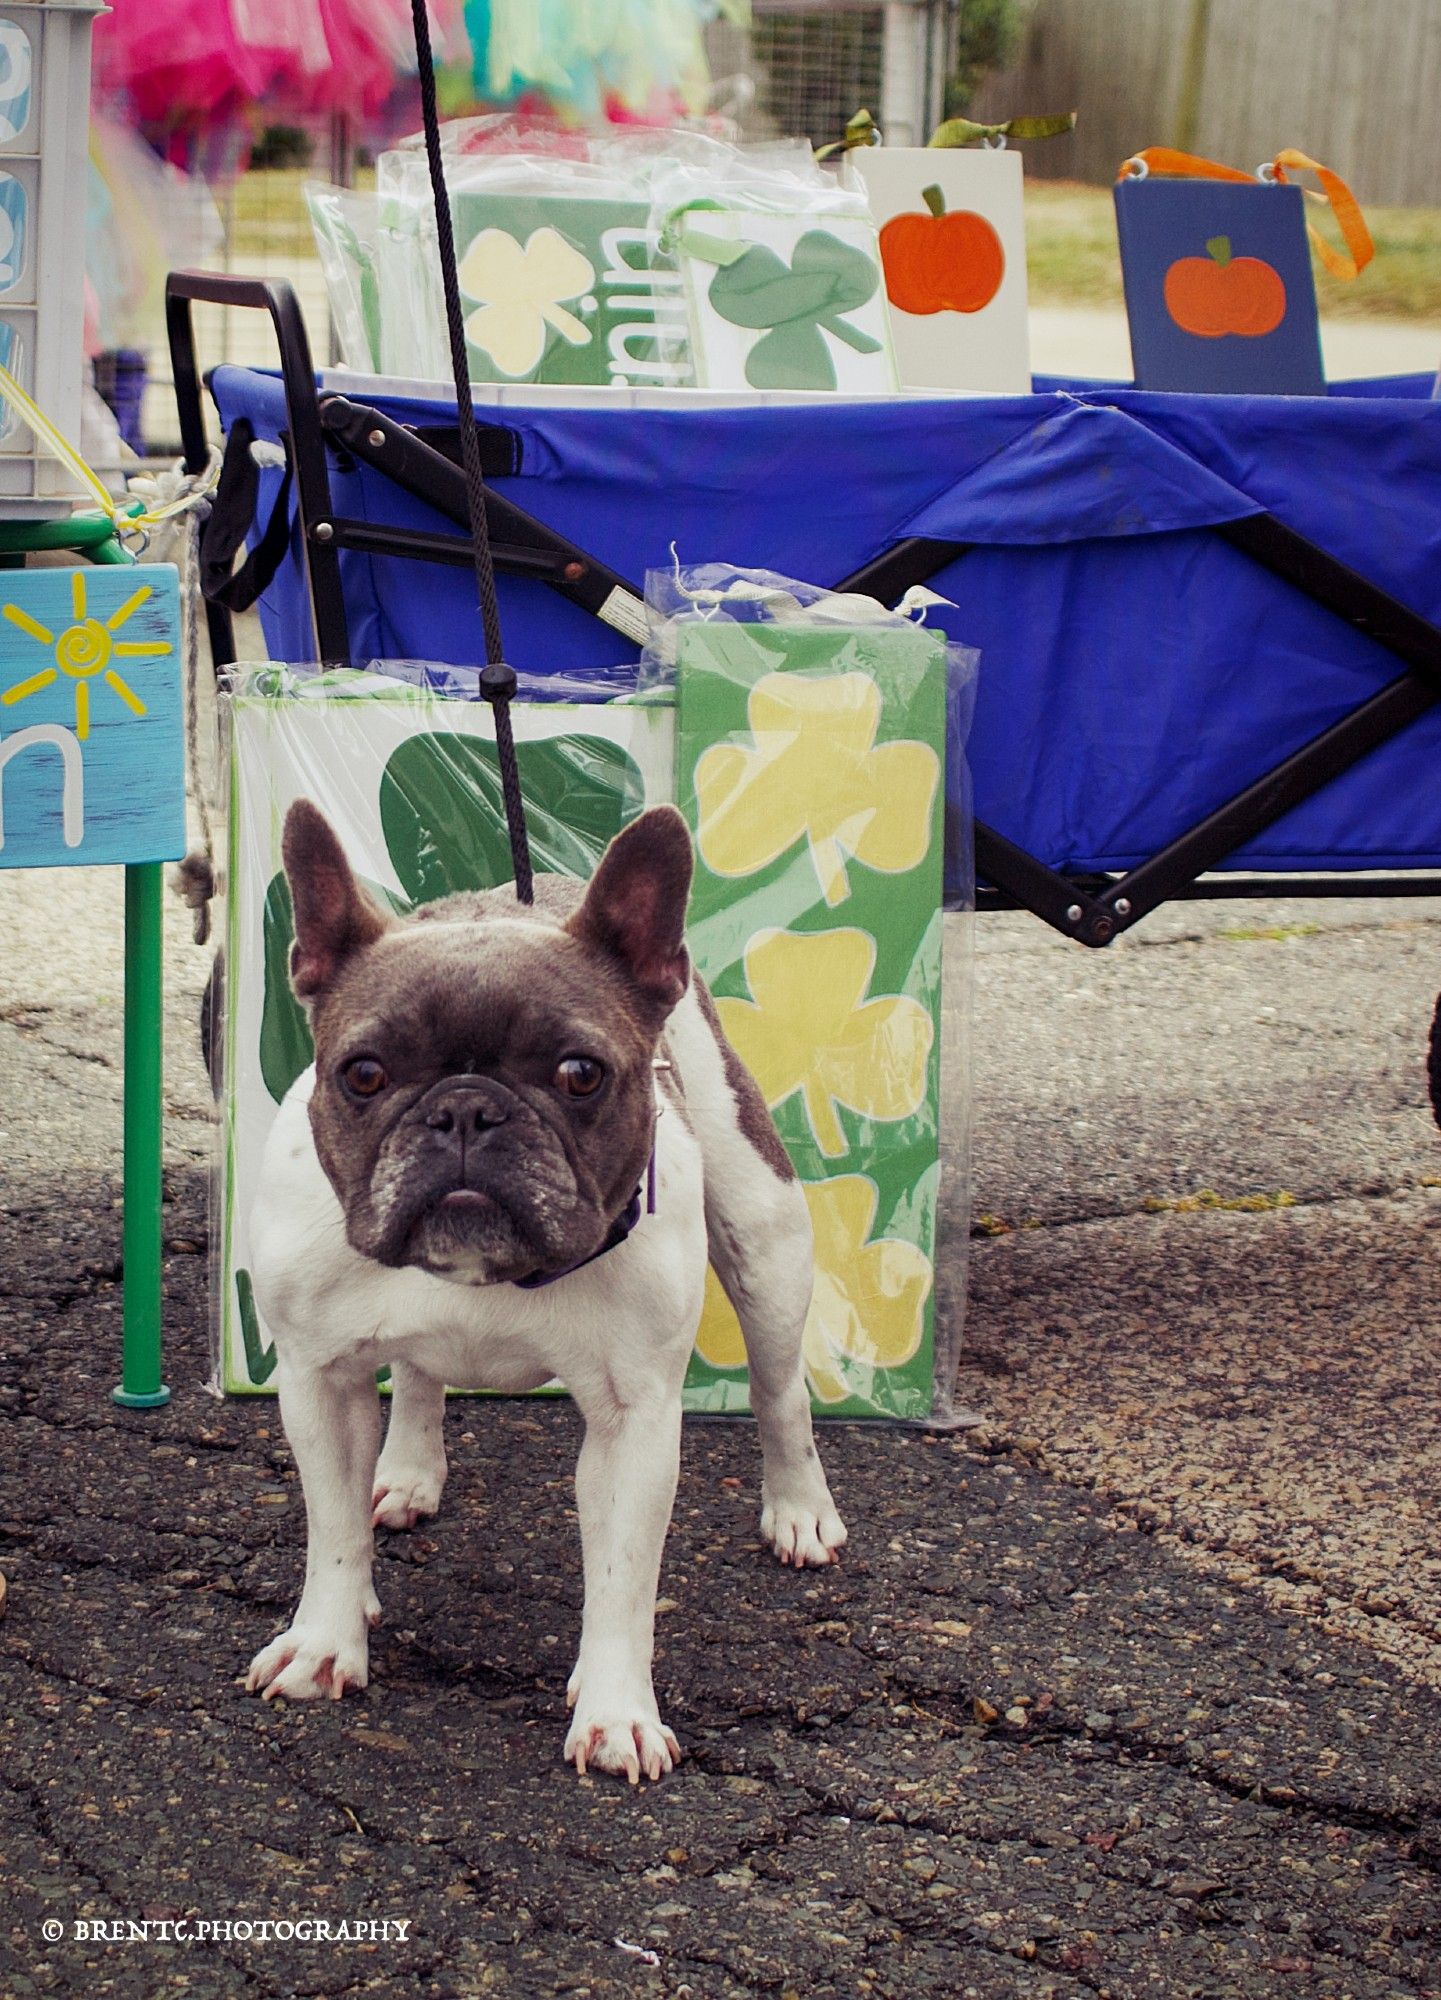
top-left (167, 268), bottom-right (1441, 945)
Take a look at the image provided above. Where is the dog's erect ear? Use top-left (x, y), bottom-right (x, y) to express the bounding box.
top-left (283, 799), bottom-right (393, 1001)
top-left (567, 805), bottom-right (693, 1015)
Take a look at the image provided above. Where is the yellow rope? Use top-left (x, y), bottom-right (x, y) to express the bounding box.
top-left (0, 364), bottom-right (219, 533)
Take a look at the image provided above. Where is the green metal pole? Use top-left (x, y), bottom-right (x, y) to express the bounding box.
top-left (88, 532), bottom-right (138, 567)
top-left (114, 861), bottom-right (171, 1408)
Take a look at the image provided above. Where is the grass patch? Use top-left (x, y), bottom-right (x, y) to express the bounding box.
top-left (1142, 1188), bottom-right (1298, 1214)
top-left (1025, 181), bottom-right (1131, 309)
top-left (228, 167), bottom-right (376, 260)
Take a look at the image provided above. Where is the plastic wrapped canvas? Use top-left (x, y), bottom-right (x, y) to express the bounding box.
top-left (217, 668), bottom-right (672, 1394)
top-left (453, 193), bottom-right (689, 388)
top-left (217, 635), bottom-right (960, 1419)
top-left (669, 208), bottom-right (899, 395)
top-left (675, 617), bottom-right (948, 1418)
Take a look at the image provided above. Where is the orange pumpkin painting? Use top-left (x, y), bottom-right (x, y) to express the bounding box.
top-left (879, 184), bottom-right (1005, 317)
top-left (1163, 235), bottom-right (1287, 338)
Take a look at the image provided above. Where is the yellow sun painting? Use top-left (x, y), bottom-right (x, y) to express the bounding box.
top-left (0, 573), bottom-right (167, 742)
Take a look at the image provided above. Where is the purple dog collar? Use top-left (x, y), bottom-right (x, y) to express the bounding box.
top-left (512, 1147), bottom-right (657, 1291)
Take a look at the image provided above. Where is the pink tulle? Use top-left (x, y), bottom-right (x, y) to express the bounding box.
top-left (94, 0), bottom-right (268, 126)
top-left (93, 0), bottom-right (464, 129)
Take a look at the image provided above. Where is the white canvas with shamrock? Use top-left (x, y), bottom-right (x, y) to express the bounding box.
top-left (673, 209), bottom-right (899, 395)
top-left (219, 675), bottom-right (676, 1395)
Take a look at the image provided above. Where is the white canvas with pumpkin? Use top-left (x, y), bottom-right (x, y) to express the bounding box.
top-left (849, 147), bottom-right (1032, 394)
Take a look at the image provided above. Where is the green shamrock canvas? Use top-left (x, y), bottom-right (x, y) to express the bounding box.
top-left (452, 193), bottom-right (692, 387)
top-left (676, 618), bottom-right (946, 1419)
top-left (672, 209), bottom-right (899, 394)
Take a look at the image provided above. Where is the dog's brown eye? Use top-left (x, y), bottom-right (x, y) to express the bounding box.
top-left (553, 1056), bottom-right (605, 1099)
top-left (342, 1057), bottom-right (388, 1099)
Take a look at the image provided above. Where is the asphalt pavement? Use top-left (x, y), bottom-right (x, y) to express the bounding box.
top-left (2, 865), bottom-right (1440, 1998)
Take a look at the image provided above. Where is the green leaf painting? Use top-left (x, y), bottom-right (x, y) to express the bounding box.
top-left (260, 871), bottom-right (316, 1107)
top-left (707, 230), bottom-right (883, 390)
top-left (379, 733), bottom-right (645, 904)
top-left (235, 1267), bottom-right (277, 1385)
top-left (257, 734), bottom-right (645, 1108)
top-left (259, 867), bottom-right (408, 1107)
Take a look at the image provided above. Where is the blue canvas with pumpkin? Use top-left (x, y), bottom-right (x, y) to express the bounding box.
top-left (0, 565), bottom-right (184, 869)
top-left (1115, 177), bottom-right (1324, 395)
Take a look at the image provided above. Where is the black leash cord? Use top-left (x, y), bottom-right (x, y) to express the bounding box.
top-left (408, 0), bottom-right (534, 903)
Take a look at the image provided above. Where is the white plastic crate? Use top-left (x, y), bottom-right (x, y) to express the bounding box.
top-left (0, 0), bottom-right (102, 517)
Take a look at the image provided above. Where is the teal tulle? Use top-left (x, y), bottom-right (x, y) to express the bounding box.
top-left (462, 0), bottom-right (745, 116)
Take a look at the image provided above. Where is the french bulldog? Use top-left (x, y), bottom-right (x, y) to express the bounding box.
top-left (244, 798), bottom-right (846, 1781)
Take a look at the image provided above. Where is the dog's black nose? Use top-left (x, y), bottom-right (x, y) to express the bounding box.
top-left (424, 1087), bottom-right (509, 1138)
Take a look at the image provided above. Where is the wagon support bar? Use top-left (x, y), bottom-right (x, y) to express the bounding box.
top-left (837, 525), bottom-right (1441, 945)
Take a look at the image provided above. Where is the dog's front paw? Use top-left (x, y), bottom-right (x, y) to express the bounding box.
top-left (761, 1484), bottom-right (848, 1568)
top-left (564, 1687), bottom-right (681, 1784)
top-left (372, 1463), bottom-right (444, 1531)
top-left (245, 1615), bottom-right (372, 1702)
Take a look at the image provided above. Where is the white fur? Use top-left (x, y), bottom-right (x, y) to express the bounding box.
top-left (245, 982), bottom-right (845, 1781)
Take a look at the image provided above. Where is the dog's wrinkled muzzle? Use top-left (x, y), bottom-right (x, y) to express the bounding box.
top-left (349, 1073), bottom-right (600, 1282)
top-left (413, 1075), bottom-right (517, 1189)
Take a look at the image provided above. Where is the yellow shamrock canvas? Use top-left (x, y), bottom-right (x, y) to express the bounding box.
top-left (694, 669), bottom-right (939, 906)
top-left (677, 617), bottom-right (946, 1419)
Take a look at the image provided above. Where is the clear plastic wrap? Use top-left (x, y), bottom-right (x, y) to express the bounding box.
top-left (303, 182), bottom-right (382, 372)
top-left (308, 125), bottom-right (901, 394)
top-left (637, 560), bottom-right (977, 906)
top-left (371, 130), bottom-right (697, 386)
top-left (643, 564), bottom-right (977, 1422)
top-left (214, 665), bottom-right (674, 1396)
top-left (215, 617), bottom-right (970, 1420)
top-left (368, 657), bottom-right (643, 703)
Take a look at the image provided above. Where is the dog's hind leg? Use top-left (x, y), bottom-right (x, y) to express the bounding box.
top-left (671, 987), bottom-right (847, 1568)
top-left (707, 1174), bottom-right (848, 1567)
top-left (373, 1357), bottom-right (448, 1530)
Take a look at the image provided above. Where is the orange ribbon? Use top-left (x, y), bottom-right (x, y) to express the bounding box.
top-left (1117, 146), bottom-right (1374, 281)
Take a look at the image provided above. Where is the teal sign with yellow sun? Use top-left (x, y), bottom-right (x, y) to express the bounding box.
top-left (0, 564), bottom-right (183, 869)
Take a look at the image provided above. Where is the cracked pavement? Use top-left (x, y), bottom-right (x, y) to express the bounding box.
top-left (2, 866), bottom-right (1440, 1997)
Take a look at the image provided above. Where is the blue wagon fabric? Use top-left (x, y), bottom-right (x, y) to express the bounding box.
top-left (210, 366), bottom-right (1441, 879)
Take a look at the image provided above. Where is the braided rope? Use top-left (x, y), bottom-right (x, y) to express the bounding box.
top-left (409, 0), bottom-right (533, 903)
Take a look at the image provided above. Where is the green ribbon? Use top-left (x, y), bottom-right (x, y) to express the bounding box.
top-left (673, 224), bottom-right (749, 268)
top-left (661, 200), bottom-right (751, 266)
top-left (814, 108), bottom-right (882, 161)
top-left (928, 111), bottom-right (1077, 149)
top-left (817, 106), bottom-right (1077, 158)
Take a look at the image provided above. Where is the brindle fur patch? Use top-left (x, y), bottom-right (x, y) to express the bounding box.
top-left (692, 980), bottom-right (796, 1183)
